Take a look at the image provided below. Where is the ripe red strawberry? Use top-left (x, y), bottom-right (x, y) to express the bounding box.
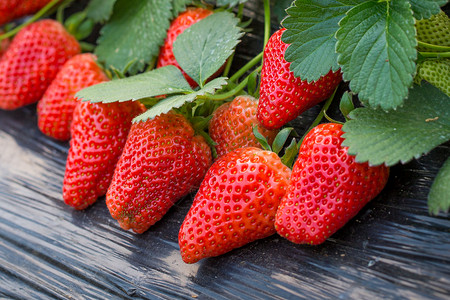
top-left (257, 28), bottom-right (342, 130)
top-left (209, 95), bottom-right (279, 158)
top-left (106, 112), bottom-right (212, 234)
top-left (0, 0), bottom-right (53, 26)
top-left (275, 123), bottom-right (389, 245)
top-left (157, 7), bottom-right (213, 87)
top-left (37, 54), bottom-right (109, 141)
top-left (179, 146), bottom-right (291, 264)
top-left (63, 101), bottom-right (145, 210)
top-left (0, 19), bottom-right (80, 110)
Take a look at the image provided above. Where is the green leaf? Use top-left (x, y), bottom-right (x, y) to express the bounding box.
top-left (216, 0), bottom-right (248, 7)
top-left (173, 11), bottom-right (243, 87)
top-left (272, 127), bottom-right (295, 155)
top-left (281, 138), bottom-right (299, 169)
top-left (247, 71), bottom-right (259, 97)
top-left (408, 0), bottom-right (448, 20)
top-left (172, 0), bottom-right (191, 17)
top-left (339, 91), bottom-right (354, 120)
top-left (342, 83), bottom-right (450, 166)
top-left (95, 0), bottom-right (172, 75)
top-left (76, 66), bottom-right (192, 103)
top-left (133, 77), bottom-right (227, 122)
top-left (282, 0), bottom-right (359, 82)
top-left (336, 0), bottom-right (417, 110)
top-left (252, 125), bottom-right (271, 151)
top-left (85, 0), bottom-right (117, 23)
top-left (428, 156), bottom-right (450, 215)
top-left (271, 0), bottom-right (292, 23)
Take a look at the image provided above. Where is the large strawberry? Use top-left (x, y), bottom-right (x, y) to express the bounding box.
top-left (157, 7), bottom-right (213, 87)
top-left (275, 123), bottom-right (389, 245)
top-left (0, 19), bottom-right (80, 110)
top-left (179, 146), bottom-right (291, 264)
top-left (0, 0), bottom-right (53, 26)
top-left (63, 101), bottom-right (145, 210)
top-left (106, 112), bottom-right (212, 234)
top-left (257, 28), bottom-right (342, 130)
top-left (37, 54), bottom-right (109, 141)
top-left (209, 95), bottom-right (279, 158)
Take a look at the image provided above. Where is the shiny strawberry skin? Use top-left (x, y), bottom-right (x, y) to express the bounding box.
top-left (63, 101), bottom-right (145, 210)
top-left (37, 54), bottom-right (108, 141)
top-left (0, 0), bottom-right (53, 26)
top-left (179, 147), bottom-right (291, 264)
top-left (209, 95), bottom-right (279, 158)
top-left (257, 28), bottom-right (342, 130)
top-left (275, 123), bottom-right (390, 245)
top-left (106, 112), bottom-right (212, 234)
top-left (0, 19), bottom-right (80, 110)
top-left (157, 7), bottom-right (212, 87)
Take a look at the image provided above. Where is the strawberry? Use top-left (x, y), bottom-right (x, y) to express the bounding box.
top-left (415, 59), bottom-right (450, 97)
top-left (179, 146), bottom-right (291, 264)
top-left (275, 123), bottom-right (389, 245)
top-left (257, 28), bottom-right (342, 130)
top-left (0, 0), bottom-right (53, 26)
top-left (37, 54), bottom-right (109, 141)
top-left (157, 7), bottom-right (213, 87)
top-left (0, 19), bottom-right (80, 110)
top-left (209, 95), bottom-right (279, 158)
top-left (106, 112), bottom-right (212, 234)
top-left (416, 10), bottom-right (450, 52)
top-left (63, 100), bottom-right (145, 210)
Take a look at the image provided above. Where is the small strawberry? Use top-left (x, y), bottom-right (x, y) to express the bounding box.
top-left (209, 95), bottom-right (279, 158)
top-left (157, 7), bottom-right (213, 87)
top-left (63, 100), bottom-right (145, 210)
top-left (106, 112), bottom-right (212, 234)
top-left (37, 53), bottom-right (109, 141)
top-left (257, 28), bottom-right (342, 130)
top-left (0, 19), bottom-right (80, 110)
top-left (178, 146), bottom-right (291, 264)
top-left (415, 59), bottom-right (450, 97)
top-left (416, 10), bottom-right (450, 52)
top-left (275, 123), bottom-right (389, 245)
top-left (0, 0), bottom-right (53, 26)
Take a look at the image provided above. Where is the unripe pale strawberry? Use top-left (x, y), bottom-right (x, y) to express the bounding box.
top-left (416, 10), bottom-right (450, 52)
top-left (415, 59), bottom-right (450, 96)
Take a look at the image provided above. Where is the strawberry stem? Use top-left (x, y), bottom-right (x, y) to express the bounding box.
top-left (0, 0), bottom-right (61, 41)
top-left (263, 0), bottom-right (271, 48)
top-left (229, 52), bottom-right (263, 82)
top-left (202, 66), bottom-right (262, 101)
top-left (417, 41), bottom-right (450, 52)
top-left (419, 51), bottom-right (450, 58)
top-left (297, 86), bottom-right (339, 147)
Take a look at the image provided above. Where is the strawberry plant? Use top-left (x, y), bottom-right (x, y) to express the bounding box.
top-left (0, 0), bottom-right (448, 262)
